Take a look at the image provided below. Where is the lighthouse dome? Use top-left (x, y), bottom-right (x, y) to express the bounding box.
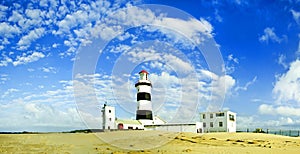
top-left (139, 70), bottom-right (149, 74)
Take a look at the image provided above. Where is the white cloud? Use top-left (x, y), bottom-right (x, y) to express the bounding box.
top-left (214, 9), bottom-right (223, 22)
top-left (284, 117), bottom-right (294, 124)
top-left (291, 9), bottom-right (300, 25)
top-left (63, 4), bottom-right (214, 56)
top-left (212, 74), bottom-right (236, 97)
top-left (149, 61), bottom-right (163, 69)
top-left (9, 8), bottom-right (45, 32)
top-left (234, 76), bottom-right (257, 91)
top-left (1, 88), bottom-right (19, 98)
top-left (259, 27), bottom-right (284, 43)
top-left (273, 59), bottom-right (300, 104)
top-left (56, 14), bottom-right (80, 34)
top-left (108, 44), bottom-right (131, 53)
top-left (39, 0), bottom-right (58, 9)
top-left (52, 43), bottom-right (59, 48)
top-left (0, 52), bottom-right (13, 67)
top-left (13, 52), bottom-right (45, 66)
top-left (8, 10), bottom-right (23, 22)
top-left (0, 74), bottom-right (9, 84)
top-left (54, 1), bottom-right (102, 36)
top-left (25, 9), bottom-right (43, 20)
top-left (224, 54), bottom-right (239, 74)
top-left (153, 17), bottom-right (213, 45)
top-left (107, 4), bottom-right (157, 28)
top-left (277, 54), bottom-right (288, 69)
top-left (0, 4), bottom-right (8, 12)
top-left (200, 69), bottom-right (235, 96)
top-left (2, 37), bottom-right (10, 45)
top-left (191, 70), bottom-right (236, 112)
top-left (200, 69), bottom-right (219, 80)
top-left (296, 34), bottom-right (300, 55)
top-left (259, 104), bottom-right (300, 117)
top-left (17, 28), bottom-right (45, 50)
top-left (0, 22), bottom-right (21, 38)
top-left (126, 47), bottom-right (194, 76)
top-left (27, 68), bottom-right (35, 72)
top-left (157, 17), bottom-right (213, 38)
top-left (127, 48), bottom-right (161, 62)
top-left (163, 54), bottom-right (194, 75)
top-left (227, 54), bottom-right (239, 64)
top-left (41, 67), bottom-right (57, 73)
top-left (237, 115), bottom-right (300, 130)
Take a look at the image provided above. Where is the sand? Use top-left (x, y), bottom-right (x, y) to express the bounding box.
top-left (0, 131), bottom-right (300, 153)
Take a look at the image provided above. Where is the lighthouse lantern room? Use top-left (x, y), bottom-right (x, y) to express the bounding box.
top-left (135, 70), bottom-right (153, 120)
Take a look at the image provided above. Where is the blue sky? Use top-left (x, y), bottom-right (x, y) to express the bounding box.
top-left (1, 0), bottom-right (300, 132)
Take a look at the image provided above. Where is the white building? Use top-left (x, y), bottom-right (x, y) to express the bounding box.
top-left (101, 103), bottom-right (116, 130)
top-left (115, 119), bottom-right (144, 130)
top-left (200, 110), bottom-right (236, 133)
top-left (145, 122), bottom-right (203, 133)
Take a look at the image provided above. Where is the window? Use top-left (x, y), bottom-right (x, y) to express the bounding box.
top-left (140, 73), bottom-right (145, 80)
top-left (203, 122), bottom-right (206, 127)
top-left (210, 113), bottom-right (213, 118)
top-left (109, 110), bottom-right (111, 113)
top-left (137, 92), bottom-right (151, 101)
top-left (145, 111), bottom-right (152, 119)
top-left (202, 114), bottom-right (206, 119)
top-left (216, 112), bottom-right (224, 117)
top-left (219, 122), bottom-right (223, 127)
top-left (109, 118), bottom-right (111, 121)
top-left (210, 122), bottom-right (213, 127)
top-left (108, 126), bottom-right (110, 130)
top-left (229, 114), bottom-right (235, 121)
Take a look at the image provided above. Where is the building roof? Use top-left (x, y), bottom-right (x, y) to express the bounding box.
top-left (115, 119), bottom-right (142, 125)
top-left (200, 110), bottom-right (236, 114)
top-left (139, 70), bottom-right (148, 74)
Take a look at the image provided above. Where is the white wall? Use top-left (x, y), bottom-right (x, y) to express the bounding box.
top-left (200, 111), bottom-right (236, 133)
top-left (153, 116), bottom-right (166, 125)
top-left (138, 84), bottom-right (151, 93)
top-left (226, 111), bottom-right (236, 132)
top-left (120, 123), bottom-right (144, 130)
top-left (139, 119), bottom-right (154, 126)
top-left (145, 124), bottom-right (200, 133)
top-left (103, 106), bottom-right (115, 130)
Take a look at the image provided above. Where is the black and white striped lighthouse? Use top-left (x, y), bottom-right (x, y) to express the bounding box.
top-left (135, 70), bottom-right (153, 120)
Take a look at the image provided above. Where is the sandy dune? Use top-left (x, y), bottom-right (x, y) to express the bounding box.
top-left (0, 131), bottom-right (300, 153)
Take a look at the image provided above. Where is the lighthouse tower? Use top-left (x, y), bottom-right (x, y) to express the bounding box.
top-left (135, 70), bottom-right (153, 120)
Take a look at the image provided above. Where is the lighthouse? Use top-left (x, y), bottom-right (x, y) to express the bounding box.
top-left (135, 70), bottom-right (153, 120)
